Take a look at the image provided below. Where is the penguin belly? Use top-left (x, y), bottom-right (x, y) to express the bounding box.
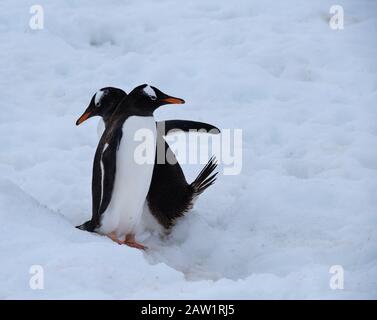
top-left (98, 116), bottom-right (156, 237)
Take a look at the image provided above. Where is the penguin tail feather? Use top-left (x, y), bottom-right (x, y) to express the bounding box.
top-left (190, 156), bottom-right (218, 197)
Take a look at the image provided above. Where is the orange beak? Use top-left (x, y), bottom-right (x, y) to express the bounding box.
top-left (76, 111), bottom-right (92, 126)
top-left (161, 97), bottom-right (185, 104)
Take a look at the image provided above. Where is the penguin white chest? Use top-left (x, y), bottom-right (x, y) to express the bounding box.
top-left (99, 116), bottom-right (156, 237)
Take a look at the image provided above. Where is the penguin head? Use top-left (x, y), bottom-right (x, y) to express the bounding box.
top-left (127, 84), bottom-right (185, 114)
top-left (76, 87), bottom-right (126, 125)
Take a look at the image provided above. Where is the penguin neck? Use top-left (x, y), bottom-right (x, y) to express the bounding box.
top-left (102, 111), bottom-right (114, 127)
top-left (130, 99), bottom-right (156, 117)
top-left (129, 107), bottom-right (154, 117)
top-left (116, 100), bottom-right (155, 118)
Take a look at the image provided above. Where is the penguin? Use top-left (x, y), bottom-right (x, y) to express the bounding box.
top-left (77, 85), bottom-right (218, 249)
top-left (76, 86), bottom-right (218, 244)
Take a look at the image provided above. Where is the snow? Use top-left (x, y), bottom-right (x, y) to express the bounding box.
top-left (1, 0), bottom-right (377, 299)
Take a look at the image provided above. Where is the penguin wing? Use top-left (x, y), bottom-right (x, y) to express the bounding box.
top-left (91, 129), bottom-right (122, 225)
top-left (90, 146), bottom-right (103, 227)
top-left (157, 120), bottom-right (220, 136)
top-left (98, 131), bottom-right (122, 215)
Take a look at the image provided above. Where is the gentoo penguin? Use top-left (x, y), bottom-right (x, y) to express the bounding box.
top-left (76, 86), bottom-right (218, 244)
top-left (76, 85), bottom-right (216, 249)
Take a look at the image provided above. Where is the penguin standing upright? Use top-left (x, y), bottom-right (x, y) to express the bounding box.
top-left (81, 84), bottom-right (189, 249)
top-left (76, 87), bottom-right (219, 233)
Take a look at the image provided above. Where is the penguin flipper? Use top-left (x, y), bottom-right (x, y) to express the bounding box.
top-left (76, 147), bottom-right (103, 232)
top-left (90, 146), bottom-right (103, 228)
top-left (76, 220), bottom-right (95, 231)
top-left (97, 132), bottom-right (121, 216)
top-left (90, 130), bottom-right (121, 228)
top-left (157, 120), bottom-right (220, 136)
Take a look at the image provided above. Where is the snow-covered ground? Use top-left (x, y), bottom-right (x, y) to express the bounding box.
top-left (1, 0), bottom-right (377, 299)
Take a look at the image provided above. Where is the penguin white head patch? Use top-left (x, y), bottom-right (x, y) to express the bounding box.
top-left (94, 90), bottom-right (105, 106)
top-left (143, 85), bottom-right (157, 100)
